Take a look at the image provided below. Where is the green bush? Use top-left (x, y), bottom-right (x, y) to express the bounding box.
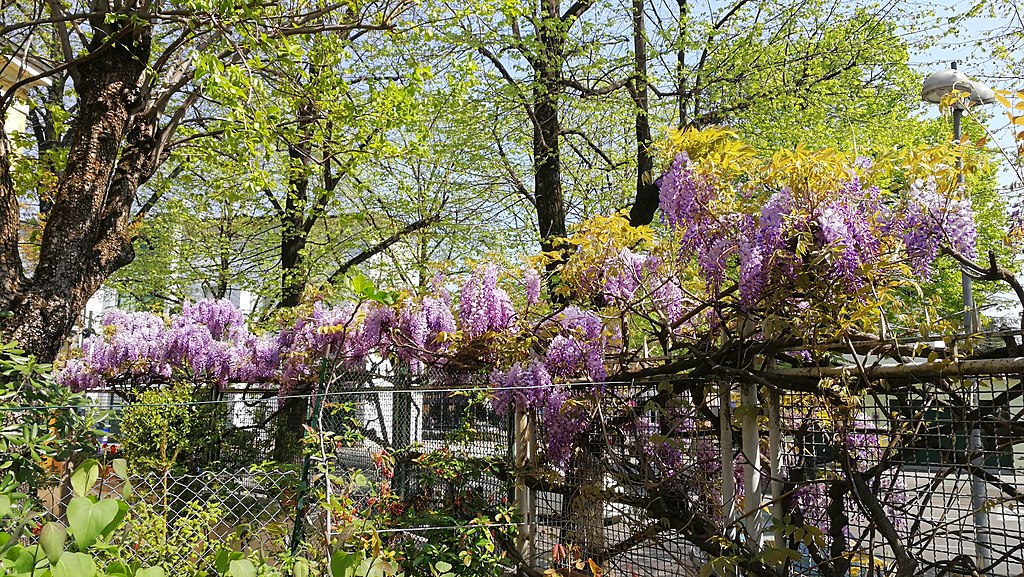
top-left (0, 341), bottom-right (105, 491)
top-left (118, 385), bottom-right (224, 472)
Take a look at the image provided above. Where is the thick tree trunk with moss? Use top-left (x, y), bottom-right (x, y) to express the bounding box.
top-left (0, 17), bottom-right (154, 362)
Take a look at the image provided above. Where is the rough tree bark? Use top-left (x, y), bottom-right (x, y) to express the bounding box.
top-left (533, 0), bottom-right (570, 257)
top-left (0, 14), bottom-right (155, 362)
top-left (627, 0), bottom-right (659, 228)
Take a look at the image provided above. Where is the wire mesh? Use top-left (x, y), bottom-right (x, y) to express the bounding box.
top-left (295, 365), bottom-right (516, 561)
top-left (13, 348), bottom-right (1024, 576)
top-left (775, 374), bottom-right (1024, 577)
top-left (33, 468), bottom-right (299, 572)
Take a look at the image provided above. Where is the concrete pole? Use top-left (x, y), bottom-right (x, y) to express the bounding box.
top-left (515, 408), bottom-right (536, 568)
top-left (952, 60), bottom-right (991, 572)
top-left (720, 384), bottom-right (736, 530)
top-left (768, 389), bottom-right (784, 549)
top-left (741, 381), bottom-right (763, 546)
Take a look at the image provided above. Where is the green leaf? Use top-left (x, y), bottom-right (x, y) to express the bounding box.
top-left (111, 459), bottom-right (128, 479)
top-left (71, 460), bottom-right (100, 498)
top-left (330, 551), bottom-right (361, 577)
top-left (39, 523), bottom-right (67, 564)
top-left (103, 501), bottom-right (128, 536)
top-left (12, 547), bottom-right (39, 574)
top-left (67, 497), bottom-right (119, 549)
top-left (53, 552), bottom-right (97, 577)
top-left (0, 494), bottom-right (10, 516)
top-left (293, 559), bottom-right (310, 577)
top-left (215, 550), bottom-right (231, 573)
top-left (228, 559), bottom-right (257, 577)
top-left (216, 550), bottom-right (243, 573)
top-left (137, 566), bottom-right (166, 577)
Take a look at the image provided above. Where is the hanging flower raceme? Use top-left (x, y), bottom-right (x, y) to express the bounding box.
top-left (175, 299), bottom-right (246, 341)
top-left (524, 268), bottom-right (542, 307)
top-left (658, 153), bottom-right (722, 252)
top-left (231, 333), bottom-right (281, 382)
top-left (84, 310), bottom-right (168, 376)
top-left (56, 358), bottom-right (104, 392)
top-left (489, 361), bottom-right (586, 467)
top-left (458, 265), bottom-right (516, 338)
top-left (490, 360), bottom-right (554, 414)
top-left (902, 177), bottom-right (977, 277)
top-left (543, 306), bottom-right (607, 382)
top-left (396, 294), bottom-right (457, 372)
top-left (163, 321), bottom-right (232, 384)
top-left (602, 249), bottom-right (657, 304)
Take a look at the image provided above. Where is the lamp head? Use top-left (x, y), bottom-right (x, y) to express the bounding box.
top-left (921, 68), bottom-right (995, 107)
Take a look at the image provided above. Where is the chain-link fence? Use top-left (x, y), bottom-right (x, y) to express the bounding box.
top-left (513, 357), bottom-right (1024, 577)
top-left (29, 366), bottom-right (517, 573)
top-left (19, 339), bottom-right (1024, 576)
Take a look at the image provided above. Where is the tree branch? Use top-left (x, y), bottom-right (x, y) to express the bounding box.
top-left (327, 215), bottom-right (440, 284)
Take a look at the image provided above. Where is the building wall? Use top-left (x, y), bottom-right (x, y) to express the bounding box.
top-left (1, 53), bottom-right (50, 152)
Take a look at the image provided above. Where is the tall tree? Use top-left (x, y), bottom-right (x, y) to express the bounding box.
top-left (451, 0), bottom-right (938, 241)
top-left (0, 0), bottom-right (408, 360)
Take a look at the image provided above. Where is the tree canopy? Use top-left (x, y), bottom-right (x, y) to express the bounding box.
top-left (1, 0), bottom-right (1022, 361)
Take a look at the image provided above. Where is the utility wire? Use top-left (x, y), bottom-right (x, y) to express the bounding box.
top-left (0, 379), bottom-right (645, 413)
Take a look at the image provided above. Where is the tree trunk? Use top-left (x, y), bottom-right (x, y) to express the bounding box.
top-left (280, 102), bottom-right (314, 309)
top-left (627, 0), bottom-right (660, 228)
top-left (561, 434), bottom-right (606, 562)
top-left (826, 479), bottom-right (850, 577)
top-left (534, 0), bottom-right (567, 258)
top-left (272, 397), bottom-right (308, 463)
top-left (280, 217), bottom-right (307, 309)
top-left (0, 17), bottom-right (153, 362)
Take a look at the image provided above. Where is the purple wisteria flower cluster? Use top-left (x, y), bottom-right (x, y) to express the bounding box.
top-left (459, 265), bottom-right (516, 338)
top-left (57, 301), bottom-right (282, 391)
top-left (488, 361), bottom-right (584, 466)
top-left (658, 154), bottom-right (979, 309)
top-left (487, 305), bottom-right (614, 465)
top-left (58, 266), bottom-right (543, 395)
top-left (902, 177), bottom-right (978, 277)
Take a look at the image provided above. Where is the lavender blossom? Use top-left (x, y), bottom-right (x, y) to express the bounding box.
top-left (459, 265), bottom-right (516, 338)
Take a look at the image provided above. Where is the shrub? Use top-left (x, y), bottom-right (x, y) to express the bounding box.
top-left (118, 384), bottom-right (225, 472)
top-left (0, 341), bottom-right (104, 491)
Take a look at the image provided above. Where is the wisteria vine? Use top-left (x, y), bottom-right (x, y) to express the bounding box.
top-left (57, 134), bottom-right (988, 551)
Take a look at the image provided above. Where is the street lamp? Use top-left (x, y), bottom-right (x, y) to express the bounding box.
top-left (921, 62), bottom-right (994, 334)
top-left (921, 61), bottom-right (994, 572)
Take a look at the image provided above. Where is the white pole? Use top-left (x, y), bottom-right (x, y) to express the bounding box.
top-left (720, 383), bottom-right (736, 529)
top-left (768, 388), bottom-right (784, 548)
top-left (949, 60), bottom-right (990, 571)
top-left (741, 381), bottom-right (763, 546)
top-left (515, 408), bottom-right (536, 564)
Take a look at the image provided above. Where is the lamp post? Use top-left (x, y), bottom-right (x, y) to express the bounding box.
top-left (921, 61), bottom-right (995, 572)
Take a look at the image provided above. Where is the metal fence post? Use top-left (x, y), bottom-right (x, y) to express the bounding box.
top-left (393, 384), bottom-right (412, 498)
top-left (741, 381), bottom-right (763, 547)
top-left (290, 358), bottom-right (330, 555)
top-left (768, 388), bottom-right (783, 549)
top-left (720, 383), bottom-right (736, 529)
